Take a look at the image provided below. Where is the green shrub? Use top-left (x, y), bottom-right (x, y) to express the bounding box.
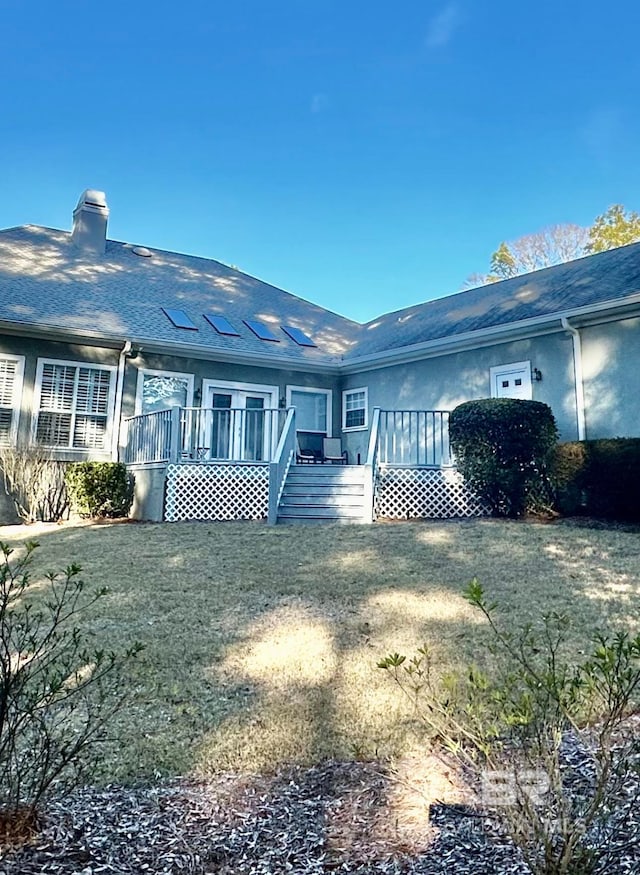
top-left (0, 542), bottom-right (142, 836)
top-left (65, 462), bottom-right (133, 519)
top-left (379, 580), bottom-right (640, 875)
top-left (449, 399), bottom-right (558, 517)
top-left (553, 439), bottom-right (640, 520)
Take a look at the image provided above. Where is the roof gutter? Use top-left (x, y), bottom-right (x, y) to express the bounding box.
top-left (561, 317), bottom-right (586, 441)
top-left (135, 338), bottom-right (343, 374)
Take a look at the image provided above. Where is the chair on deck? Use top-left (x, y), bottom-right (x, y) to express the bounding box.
top-left (296, 431), bottom-right (324, 463)
top-left (322, 438), bottom-right (348, 465)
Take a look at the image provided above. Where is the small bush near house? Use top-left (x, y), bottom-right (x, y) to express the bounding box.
top-left (449, 398), bottom-right (558, 517)
top-left (553, 438), bottom-right (640, 521)
top-left (0, 445), bottom-right (68, 523)
top-left (0, 541), bottom-right (142, 842)
top-left (378, 580), bottom-right (640, 875)
top-left (65, 462), bottom-right (133, 519)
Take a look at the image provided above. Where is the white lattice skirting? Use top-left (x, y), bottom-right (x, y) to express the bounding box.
top-left (376, 467), bottom-right (487, 519)
top-left (165, 464), bottom-right (269, 521)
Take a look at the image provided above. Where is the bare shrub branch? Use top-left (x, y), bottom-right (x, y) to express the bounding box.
top-left (0, 446), bottom-right (69, 523)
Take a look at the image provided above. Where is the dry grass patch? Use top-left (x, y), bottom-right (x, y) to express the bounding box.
top-left (2, 517), bottom-right (639, 784)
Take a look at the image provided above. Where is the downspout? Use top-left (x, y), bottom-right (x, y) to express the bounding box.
top-left (561, 317), bottom-right (586, 441)
top-left (111, 340), bottom-right (132, 460)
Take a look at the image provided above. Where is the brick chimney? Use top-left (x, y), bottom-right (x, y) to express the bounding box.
top-left (71, 190), bottom-right (109, 255)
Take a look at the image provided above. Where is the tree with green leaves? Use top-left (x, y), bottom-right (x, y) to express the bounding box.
top-left (586, 204), bottom-right (640, 253)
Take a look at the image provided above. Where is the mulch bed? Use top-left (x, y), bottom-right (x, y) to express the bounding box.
top-left (0, 759), bottom-right (529, 875)
top-left (2, 721), bottom-right (639, 874)
top-left (2, 740), bottom-right (639, 875)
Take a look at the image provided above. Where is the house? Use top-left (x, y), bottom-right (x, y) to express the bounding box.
top-left (1, 190), bottom-right (640, 524)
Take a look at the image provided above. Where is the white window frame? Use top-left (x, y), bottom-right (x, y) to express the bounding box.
top-left (490, 361), bottom-right (533, 400)
top-left (0, 354), bottom-right (25, 446)
top-left (135, 368), bottom-right (195, 415)
top-left (342, 387), bottom-right (368, 432)
top-left (285, 385), bottom-right (332, 435)
top-left (31, 358), bottom-right (117, 451)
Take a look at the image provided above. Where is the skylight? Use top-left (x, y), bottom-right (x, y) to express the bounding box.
top-left (244, 319), bottom-right (280, 342)
top-left (281, 325), bottom-right (316, 347)
top-left (205, 314), bottom-right (240, 336)
top-left (161, 308), bottom-right (198, 330)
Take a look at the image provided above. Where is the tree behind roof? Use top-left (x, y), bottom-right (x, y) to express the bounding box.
top-left (586, 204), bottom-right (640, 253)
top-left (464, 205), bottom-right (640, 289)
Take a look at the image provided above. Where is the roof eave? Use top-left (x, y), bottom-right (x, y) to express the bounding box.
top-left (341, 292), bottom-right (640, 374)
top-left (3, 288), bottom-right (640, 378)
top-left (0, 321), bottom-right (343, 375)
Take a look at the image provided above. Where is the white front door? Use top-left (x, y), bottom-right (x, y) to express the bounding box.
top-left (205, 385), bottom-right (273, 460)
top-left (490, 361), bottom-right (532, 400)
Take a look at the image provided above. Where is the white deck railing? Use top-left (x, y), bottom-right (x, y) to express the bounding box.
top-left (124, 408), bottom-right (173, 464)
top-left (123, 407), bottom-right (286, 465)
top-left (378, 409), bottom-right (453, 467)
top-left (268, 407), bottom-right (296, 524)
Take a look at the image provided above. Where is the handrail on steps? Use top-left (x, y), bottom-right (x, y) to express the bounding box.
top-left (268, 407), bottom-right (296, 525)
top-left (362, 407), bottom-right (381, 524)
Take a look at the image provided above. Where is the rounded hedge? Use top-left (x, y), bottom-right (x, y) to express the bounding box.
top-left (65, 462), bottom-right (133, 519)
top-left (449, 398), bottom-right (558, 517)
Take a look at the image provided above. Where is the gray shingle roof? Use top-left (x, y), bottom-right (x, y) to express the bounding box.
top-left (358, 242), bottom-right (640, 357)
top-left (0, 226), bottom-right (361, 364)
top-left (1, 224), bottom-right (640, 366)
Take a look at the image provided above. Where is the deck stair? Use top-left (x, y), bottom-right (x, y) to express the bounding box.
top-left (277, 464), bottom-right (366, 523)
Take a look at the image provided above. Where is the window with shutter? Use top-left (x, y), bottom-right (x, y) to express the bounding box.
top-left (34, 359), bottom-right (115, 450)
top-left (0, 356), bottom-right (25, 446)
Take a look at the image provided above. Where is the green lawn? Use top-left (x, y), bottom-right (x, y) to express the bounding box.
top-left (3, 517), bottom-right (640, 784)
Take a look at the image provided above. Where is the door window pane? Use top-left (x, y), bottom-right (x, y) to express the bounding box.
top-left (210, 393), bottom-right (232, 458)
top-left (244, 396), bottom-right (265, 460)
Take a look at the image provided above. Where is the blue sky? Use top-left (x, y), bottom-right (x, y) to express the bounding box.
top-left (1, 1), bottom-right (639, 322)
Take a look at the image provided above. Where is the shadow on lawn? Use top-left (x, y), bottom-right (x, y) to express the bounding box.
top-left (2, 518), bottom-right (640, 783)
